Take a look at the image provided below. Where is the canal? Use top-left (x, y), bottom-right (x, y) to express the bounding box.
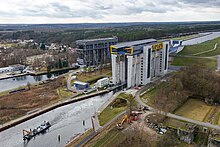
top-left (182, 31), bottom-right (220, 46)
top-left (0, 71), bottom-right (70, 92)
top-left (0, 92), bottom-right (113, 147)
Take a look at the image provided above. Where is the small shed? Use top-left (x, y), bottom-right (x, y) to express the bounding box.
top-left (73, 81), bottom-right (89, 90)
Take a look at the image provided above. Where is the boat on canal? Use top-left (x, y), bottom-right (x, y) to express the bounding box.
top-left (23, 121), bottom-right (51, 141)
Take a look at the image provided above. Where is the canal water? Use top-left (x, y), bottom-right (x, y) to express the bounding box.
top-left (0, 71), bottom-right (69, 92)
top-left (0, 92), bottom-right (113, 147)
top-left (182, 31), bottom-right (220, 46)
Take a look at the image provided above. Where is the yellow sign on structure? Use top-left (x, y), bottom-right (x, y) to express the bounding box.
top-left (125, 47), bottom-right (133, 55)
top-left (110, 45), bottom-right (117, 54)
top-left (152, 43), bottom-right (163, 51)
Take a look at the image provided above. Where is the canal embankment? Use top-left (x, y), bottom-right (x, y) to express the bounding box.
top-left (0, 83), bottom-right (125, 133)
top-left (0, 89), bottom-right (109, 132)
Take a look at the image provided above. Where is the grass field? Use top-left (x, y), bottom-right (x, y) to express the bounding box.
top-left (98, 105), bottom-right (126, 126)
top-left (141, 82), bottom-right (167, 106)
top-left (164, 118), bottom-right (188, 130)
top-left (57, 88), bottom-right (73, 99)
top-left (117, 92), bottom-right (129, 99)
top-left (174, 99), bottom-right (212, 122)
top-left (171, 37), bottom-right (220, 68)
top-left (164, 99), bottom-right (220, 128)
top-left (217, 111), bottom-right (220, 125)
top-left (178, 37), bottom-right (220, 56)
top-left (93, 128), bottom-right (125, 147)
top-left (72, 67), bottom-right (112, 85)
top-left (171, 56), bottom-right (217, 69)
top-left (66, 129), bottom-right (93, 147)
top-left (98, 93), bottom-right (131, 126)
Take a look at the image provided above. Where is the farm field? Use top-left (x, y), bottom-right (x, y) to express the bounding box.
top-left (169, 99), bottom-right (220, 126)
top-left (174, 99), bottom-right (212, 122)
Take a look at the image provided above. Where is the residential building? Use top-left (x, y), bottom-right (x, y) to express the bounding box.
top-left (76, 37), bottom-right (118, 66)
top-left (110, 39), bottom-right (169, 88)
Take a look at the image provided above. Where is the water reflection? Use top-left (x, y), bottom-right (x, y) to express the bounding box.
top-left (0, 70), bottom-right (69, 92)
top-left (46, 73), bottom-right (52, 79)
top-left (33, 75), bottom-right (43, 81)
top-left (15, 76), bottom-right (27, 81)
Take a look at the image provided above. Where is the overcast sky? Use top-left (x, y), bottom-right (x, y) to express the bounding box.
top-left (0, 0), bottom-right (220, 24)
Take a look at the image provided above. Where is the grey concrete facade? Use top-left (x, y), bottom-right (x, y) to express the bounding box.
top-left (217, 55), bottom-right (220, 71)
top-left (111, 39), bottom-right (169, 88)
top-left (76, 37), bottom-right (118, 66)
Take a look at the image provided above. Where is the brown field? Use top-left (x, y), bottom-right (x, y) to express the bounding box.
top-left (0, 77), bottom-right (65, 124)
top-left (174, 99), bottom-right (212, 122)
top-left (171, 99), bottom-right (220, 125)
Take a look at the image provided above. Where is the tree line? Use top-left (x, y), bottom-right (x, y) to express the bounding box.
top-left (1, 23), bottom-right (220, 47)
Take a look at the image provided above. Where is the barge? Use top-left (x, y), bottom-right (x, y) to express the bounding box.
top-left (23, 121), bottom-right (51, 141)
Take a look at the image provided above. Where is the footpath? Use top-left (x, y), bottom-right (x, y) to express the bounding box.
top-left (192, 43), bottom-right (218, 56)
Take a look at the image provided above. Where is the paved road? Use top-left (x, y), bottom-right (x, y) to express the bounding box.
top-left (135, 80), bottom-right (220, 131)
top-left (167, 113), bottom-right (220, 130)
top-left (67, 71), bottom-right (79, 91)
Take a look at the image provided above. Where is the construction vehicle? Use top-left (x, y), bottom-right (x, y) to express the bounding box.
top-left (116, 115), bottom-right (128, 130)
top-left (130, 111), bottom-right (142, 121)
top-left (116, 111), bottom-right (142, 130)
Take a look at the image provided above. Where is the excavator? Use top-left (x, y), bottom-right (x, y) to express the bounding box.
top-left (116, 111), bottom-right (141, 130)
top-left (116, 115), bottom-right (128, 130)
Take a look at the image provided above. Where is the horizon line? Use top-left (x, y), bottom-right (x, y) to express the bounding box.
top-left (0, 20), bottom-right (220, 25)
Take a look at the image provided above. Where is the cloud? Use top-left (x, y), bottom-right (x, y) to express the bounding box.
top-left (0, 0), bottom-right (219, 23)
top-left (179, 0), bottom-right (220, 7)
